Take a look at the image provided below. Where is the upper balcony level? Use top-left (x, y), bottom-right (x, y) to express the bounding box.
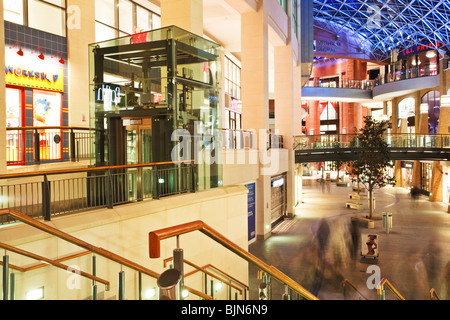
top-left (302, 67), bottom-right (441, 103)
top-left (294, 133), bottom-right (450, 163)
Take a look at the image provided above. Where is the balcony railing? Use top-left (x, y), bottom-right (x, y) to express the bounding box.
top-left (294, 133), bottom-right (450, 151)
top-left (304, 79), bottom-right (375, 90)
top-left (6, 126), bottom-right (92, 166)
top-left (375, 66), bottom-right (438, 86)
top-left (0, 161), bottom-right (195, 225)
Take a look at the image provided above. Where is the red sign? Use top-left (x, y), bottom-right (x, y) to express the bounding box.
top-left (398, 42), bottom-right (444, 59)
top-left (131, 26), bottom-right (147, 44)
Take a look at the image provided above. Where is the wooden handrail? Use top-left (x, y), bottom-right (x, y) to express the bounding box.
top-left (7, 126), bottom-right (91, 131)
top-left (377, 278), bottom-right (405, 300)
top-left (0, 160), bottom-right (194, 179)
top-left (0, 241), bottom-right (110, 289)
top-left (0, 250), bottom-right (91, 272)
top-left (149, 220), bottom-right (319, 300)
top-left (341, 278), bottom-right (369, 300)
top-left (429, 288), bottom-right (440, 300)
top-left (0, 208), bottom-right (206, 300)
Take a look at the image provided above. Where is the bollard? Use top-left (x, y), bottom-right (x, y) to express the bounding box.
top-left (157, 268), bottom-right (182, 300)
top-left (382, 212), bottom-right (393, 233)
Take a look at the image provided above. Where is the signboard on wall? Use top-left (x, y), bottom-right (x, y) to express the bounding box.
top-left (246, 182), bottom-right (256, 242)
top-left (4, 49), bottom-right (64, 92)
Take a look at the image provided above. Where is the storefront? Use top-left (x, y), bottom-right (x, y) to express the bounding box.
top-left (4, 21), bottom-right (67, 165)
top-left (271, 173), bottom-right (287, 227)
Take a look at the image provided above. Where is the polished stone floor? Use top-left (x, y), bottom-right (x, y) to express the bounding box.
top-left (248, 177), bottom-right (450, 300)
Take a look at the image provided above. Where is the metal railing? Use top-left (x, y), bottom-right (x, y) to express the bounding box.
top-left (375, 66), bottom-right (438, 86)
top-left (0, 208), bottom-right (208, 300)
top-left (222, 128), bottom-right (256, 150)
top-left (149, 220), bottom-right (319, 300)
top-left (164, 257), bottom-right (249, 300)
top-left (0, 161), bottom-right (195, 225)
top-left (294, 133), bottom-right (450, 151)
top-left (6, 126), bottom-right (92, 166)
top-left (304, 79), bottom-right (375, 90)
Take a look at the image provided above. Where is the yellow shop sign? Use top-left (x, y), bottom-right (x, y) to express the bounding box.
top-left (5, 64), bottom-right (64, 92)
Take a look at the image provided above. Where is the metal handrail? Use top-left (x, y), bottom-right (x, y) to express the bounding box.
top-left (149, 220), bottom-right (319, 300)
top-left (377, 278), bottom-right (405, 300)
top-left (164, 257), bottom-right (246, 296)
top-left (341, 278), bottom-right (369, 300)
top-left (0, 208), bottom-right (208, 300)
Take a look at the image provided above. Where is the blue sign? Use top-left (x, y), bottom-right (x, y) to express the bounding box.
top-left (247, 183), bottom-right (256, 241)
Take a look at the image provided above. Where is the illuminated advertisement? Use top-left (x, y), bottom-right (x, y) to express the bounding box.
top-left (4, 48), bottom-right (64, 92)
top-left (33, 90), bottom-right (62, 127)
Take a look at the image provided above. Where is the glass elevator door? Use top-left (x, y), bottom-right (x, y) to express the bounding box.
top-left (124, 117), bottom-right (152, 200)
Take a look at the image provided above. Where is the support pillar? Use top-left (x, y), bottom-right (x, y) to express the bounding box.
top-left (274, 43), bottom-right (301, 217)
top-left (241, 5), bottom-right (271, 239)
top-left (0, 1), bottom-right (7, 174)
top-left (160, 0), bottom-right (203, 36)
top-left (67, 0), bottom-right (95, 127)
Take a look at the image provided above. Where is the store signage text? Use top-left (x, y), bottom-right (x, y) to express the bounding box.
top-left (313, 39), bottom-right (343, 53)
top-left (5, 65), bottom-right (60, 83)
top-left (5, 64), bottom-right (64, 92)
top-left (398, 42), bottom-right (444, 59)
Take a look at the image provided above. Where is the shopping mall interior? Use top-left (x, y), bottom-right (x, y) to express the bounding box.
top-left (1, 0), bottom-right (450, 304)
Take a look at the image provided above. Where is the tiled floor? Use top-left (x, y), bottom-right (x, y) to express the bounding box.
top-left (248, 177), bottom-right (450, 300)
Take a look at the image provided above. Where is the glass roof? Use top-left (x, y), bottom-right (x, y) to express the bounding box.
top-left (313, 0), bottom-right (450, 61)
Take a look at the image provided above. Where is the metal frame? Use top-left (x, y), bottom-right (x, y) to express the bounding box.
top-left (313, 0), bottom-right (450, 61)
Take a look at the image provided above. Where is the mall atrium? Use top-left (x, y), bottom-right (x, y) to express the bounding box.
top-left (0, 0), bottom-right (450, 302)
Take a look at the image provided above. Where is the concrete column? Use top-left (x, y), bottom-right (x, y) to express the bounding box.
top-left (274, 42), bottom-right (301, 217)
top-left (160, 0), bottom-right (203, 36)
top-left (67, 0), bottom-right (95, 127)
top-left (429, 97), bottom-right (450, 202)
top-left (306, 100), bottom-right (320, 135)
top-left (241, 5), bottom-right (271, 239)
top-left (0, 1), bottom-right (7, 174)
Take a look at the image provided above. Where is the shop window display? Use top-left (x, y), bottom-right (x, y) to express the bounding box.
top-left (33, 90), bottom-right (63, 161)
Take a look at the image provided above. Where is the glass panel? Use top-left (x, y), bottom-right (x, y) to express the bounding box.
top-left (4, 0), bottom-right (24, 25)
top-left (28, 0), bottom-right (66, 36)
top-left (152, 14), bottom-right (161, 29)
top-left (136, 6), bottom-right (151, 31)
top-left (127, 130), bottom-right (137, 165)
top-left (95, 0), bottom-right (115, 27)
top-left (141, 129), bottom-right (152, 163)
top-left (95, 22), bottom-right (117, 42)
top-left (118, 0), bottom-right (133, 34)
